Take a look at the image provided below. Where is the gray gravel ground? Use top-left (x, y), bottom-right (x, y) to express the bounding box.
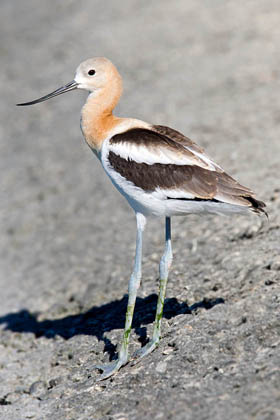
top-left (1, 1), bottom-right (280, 419)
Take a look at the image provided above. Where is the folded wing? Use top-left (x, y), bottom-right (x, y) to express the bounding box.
top-left (108, 126), bottom-right (266, 214)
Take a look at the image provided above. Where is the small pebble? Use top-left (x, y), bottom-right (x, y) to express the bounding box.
top-left (29, 381), bottom-right (47, 397)
top-left (156, 361), bottom-right (167, 373)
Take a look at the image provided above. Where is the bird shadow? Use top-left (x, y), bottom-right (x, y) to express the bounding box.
top-left (0, 294), bottom-right (224, 360)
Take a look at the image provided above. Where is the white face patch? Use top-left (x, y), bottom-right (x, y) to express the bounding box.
top-left (75, 71), bottom-right (89, 89)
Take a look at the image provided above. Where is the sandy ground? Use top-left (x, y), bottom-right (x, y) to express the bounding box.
top-left (1, 1), bottom-right (280, 419)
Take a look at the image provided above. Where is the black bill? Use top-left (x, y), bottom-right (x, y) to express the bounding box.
top-left (17, 80), bottom-right (78, 106)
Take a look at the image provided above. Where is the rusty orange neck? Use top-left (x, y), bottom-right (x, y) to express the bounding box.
top-left (81, 73), bottom-right (123, 152)
top-left (81, 107), bottom-right (122, 152)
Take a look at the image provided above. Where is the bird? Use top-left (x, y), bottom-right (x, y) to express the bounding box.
top-left (17, 57), bottom-right (266, 380)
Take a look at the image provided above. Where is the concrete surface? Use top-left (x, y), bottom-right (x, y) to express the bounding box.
top-left (0, 1), bottom-right (279, 419)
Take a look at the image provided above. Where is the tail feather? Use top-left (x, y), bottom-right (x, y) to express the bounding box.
top-left (215, 171), bottom-right (267, 216)
top-left (244, 196), bottom-right (267, 216)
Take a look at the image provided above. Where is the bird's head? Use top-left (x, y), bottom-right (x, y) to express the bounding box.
top-left (17, 57), bottom-right (122, 106)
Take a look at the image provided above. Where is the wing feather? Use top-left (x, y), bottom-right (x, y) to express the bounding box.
top-left (109, 127), bottom-right (216, 170)
top-left (107, 127), bottom-right (266, 214)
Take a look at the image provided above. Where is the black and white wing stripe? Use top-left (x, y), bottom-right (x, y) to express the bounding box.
top-left (106, 126), bottom-right (266, 214)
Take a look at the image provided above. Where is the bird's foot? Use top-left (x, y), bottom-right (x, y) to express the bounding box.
top-left (133, 338), bottom-right (159, 362)
top-left (94, 356), bottom-right (128, 381)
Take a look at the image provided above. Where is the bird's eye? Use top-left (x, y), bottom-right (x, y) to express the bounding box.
top-left (88, 69), bottom-right (96, 76)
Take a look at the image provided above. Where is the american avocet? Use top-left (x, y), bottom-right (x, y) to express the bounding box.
top-left (18, 57), bottom-right (266, 380)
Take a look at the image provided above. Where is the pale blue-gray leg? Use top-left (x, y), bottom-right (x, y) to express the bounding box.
top-left (95, 212), bottom-right (146, 380)
top-left (134, 217), bottom-right (172, 359)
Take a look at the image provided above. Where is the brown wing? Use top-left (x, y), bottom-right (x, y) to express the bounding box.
top-left (152, 124), bottom-right (205, 154)
top-left (108, 151), bottom-right (266, 213)
top-left (110, 127), bottom-right (213, 169)
top-left (152, 125), bottom-right (266, 213)
top-left (108, 127), bottom-right (266, 214)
